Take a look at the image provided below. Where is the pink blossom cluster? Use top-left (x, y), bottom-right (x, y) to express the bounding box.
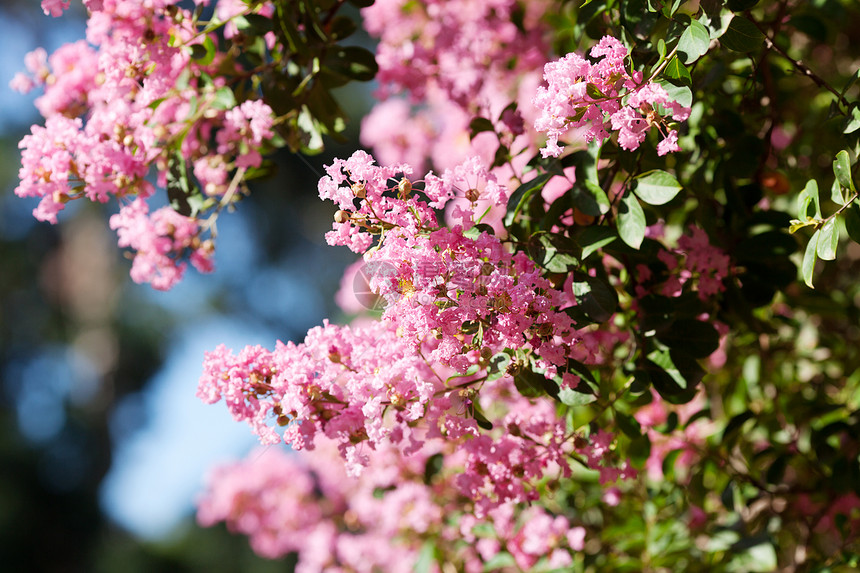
top-left (362, 0), bottom-right (549, 110)
top-left (14, 0), bottom-right (278, 289)
top-left (196, 315), bottom-right (630, 514)
top-left (198, 440), bottom-right (588, 571)
top-left (109, 198), bottom-right (214, 290)
top-left (41, 0), bottom-right (104, 16)
top-left (651, 226), bottom-right (731, 301)
top-left (318, 151), bottom-right (581, 377)
top-left (534, 36), bottom-right (691, 158)
top-left (359, 0), bottom-right (552, 189)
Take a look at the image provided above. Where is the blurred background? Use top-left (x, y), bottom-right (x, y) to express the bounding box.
top-left (0, 2), bottom-right (368, 571)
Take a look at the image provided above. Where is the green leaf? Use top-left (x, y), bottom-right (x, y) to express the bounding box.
top-left (234, 13), bottom-right (273, 35)
top-left (656, 319), bottom-right (721, 358)
top-left (486, 352), bottom-right (512, 382)
top-left (722, 410), bottom-right (754, 442)
top-left (816, 218), bottom-right (838, 261)
top-left (189, 36), bottom-right (216, 66)
top-left (482, 552), bottom-right (516, 572)
top-left (831, 179), bottom-right (845, 206)
top-left (571, 274), bottom-right (618, 323)
top-left (720, 15), bottom-right (765, 52)
top-left (530, 233), bottom-right (581, 272)
top-left (211, 86), bottom-right (237, 110)
top-left (634, 170), bottom-right (683, 205)
top-left (663, 55), bottom-right (692, 86)
top-left (658, 81), bottom-right (693, 108)
top-left (558, 387), bottom-right (598, 406)
top-left (646, 349), bottom-right (704, 401)
top-left (469, 117), bottom-right (495, 140)
top-left (414, 541), bottom-right (437, 573)
top-left (727, 0), bottom-right (760, 10)
top-left (586, 83), bottom-right (607, 99)
top-left (629, 433), bottom-right (652, 465)
top-left (579, 180), bottom-right (612, 216)
top-left (324, 46), bottom-right (378, 81)
top-left (578, 226), bottom-right (617, 260)
top-left (618, 192), bottom-right (646, 249)
top-left (844, 203), bottom-right (860, 244)
top-left (505, 173), bottom-right (552, 226)
top-left (328, 15), bottom-right (358, 41)
top-left (843, 106), bottom-right (860, 134)
top-left (166, 152), bottom-right (192, 217)
top-left (677, 19), bottom-right (710, 64)
top-left (802, 179), bottom-right (821, 218)
top-left (833, 150), bottom-right (856, 193)
top-left (801, 229), bottom-right (820, 289)
top-left (616, 412), bottom-right (642, 438)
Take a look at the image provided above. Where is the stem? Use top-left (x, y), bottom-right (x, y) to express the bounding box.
top-left (752, 20), bottom-right (852, 109)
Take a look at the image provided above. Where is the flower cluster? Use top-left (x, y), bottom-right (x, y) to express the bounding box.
top-left (109, 198), bottom-right (214, 290)
top-left (359, 0), bottom-right (552, 184)
top-left (644, 226), bottom-right (731, 301)
top-left (362, 0), bottom-right (549, 110)
top-left (198, 439), bottom-right (588, 572)
top-left (14, 0), bottom-right (277, 289)
top-left (196, 315), bottom-right (629, 514)
top-left (534, 36), bottom-right (691, 158)
top-left (318, 151), bottom-right (581, 376)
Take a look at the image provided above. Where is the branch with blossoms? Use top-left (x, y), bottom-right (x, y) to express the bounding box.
top-left (14, 0), bottom-right (860, 571)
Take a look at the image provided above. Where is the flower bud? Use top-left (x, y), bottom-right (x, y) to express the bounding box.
top-left (398, 177), bottom-right (412, 198)
top-left (334, 209), bottom-right (351, 224)
top-left (351, 181), bottom-right (366, 198)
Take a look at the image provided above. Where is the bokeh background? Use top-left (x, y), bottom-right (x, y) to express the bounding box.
top-left (0, 2), bottom-right (369, 570)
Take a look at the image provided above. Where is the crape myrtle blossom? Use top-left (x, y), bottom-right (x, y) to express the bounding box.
top-left (318, 151), bottom-right (579, 376)
top-left (198, 150), bottom-right (637, 517)
top-left (15, 0), bottom-right (278, 289)
top-left (361, 0), bottom-right (551, 110)
top-left (534, 36), bottom-right (691, 158)
top-left (197, 440), bottom-right (588, 572)
top-left (195, 319), bottom-right (630, 510)
top-left (109, 198), bottom-right (214, 290)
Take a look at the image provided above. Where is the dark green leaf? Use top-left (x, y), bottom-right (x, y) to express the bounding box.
top-left (722, 410), bottom-right (754, 442)
top-left (727, 0), bottom-right (760, 10)
top-left (844, 203), bottom-right (860, 244)
top-left (578, 180), bottom-right (612, 216)
top-left (505, 173), bottom-right (552, 226)
top-left (486, 352), bottom-right (512, 382)
top-left (324, 46), bottom-right (378, 81)
top-left (234, 14), bottom-right (273, 35)
top-left (616, 412), bottom-right (642, 438)
top-left (656, 319), bottom-right (721, 358)
top-left (328, 15), bottom-right (358, 41)
top-left (720, 15), bottom-right (765, 52)
top-left (578, 226), bottom-right (617, 260)
top-left (423, 453), bottom-right (444, 485)
top-left (629, 433), bottom-right (652, 465)
top-left (469, 117), bottom-right (495, 140)
top-left (802, 179), bottom-right (821, 218)
top-left (571, 274), bottom-right (618, 323)
top-left (618, 192), bottom-right (646, 249)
